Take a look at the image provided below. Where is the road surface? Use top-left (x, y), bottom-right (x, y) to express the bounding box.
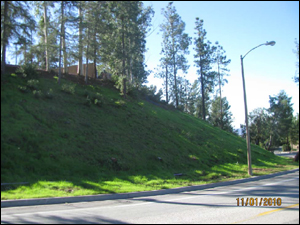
top-left (274, 151), bottom-right (298, 159)
top-left (1, 170), bottom-right (299, 224)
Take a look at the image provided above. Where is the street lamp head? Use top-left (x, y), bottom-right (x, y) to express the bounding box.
top-left (265, 41), bottom-right (276, 46)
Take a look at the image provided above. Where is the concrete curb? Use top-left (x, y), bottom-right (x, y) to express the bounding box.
top-left (1, 168), bottom-right (299, 208)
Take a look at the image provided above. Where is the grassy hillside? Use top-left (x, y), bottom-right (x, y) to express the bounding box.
top-left (1, 72), bottom-right (298, 200)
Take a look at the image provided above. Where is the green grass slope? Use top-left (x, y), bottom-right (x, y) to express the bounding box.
top-left (1, 73), bottom-right (298, 200)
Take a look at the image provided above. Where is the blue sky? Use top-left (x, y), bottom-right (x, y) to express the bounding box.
top-left (143, 1), bottom-right (299, 128)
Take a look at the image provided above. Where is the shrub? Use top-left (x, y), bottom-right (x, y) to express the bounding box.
top-left (83, 89), bottom-right (90, 97)
top-left (45, 89), bottom-right (54, 99)
top-left (61, 83), bottom-right (76, 94)
top-left (16, 63), bottom-right (38, 79)
top-left (27, 79), bottom-right (39, 90)
top-left (18, 85), bottom-right (29, 93)
top-left (33, 90), bottom-right (43, 99)
top-left (94, 98), bottom-right (102, 107)
top-left (88, 92), bottom-right (103, 107)
top-left (84, 96), bottom-right (92, 106)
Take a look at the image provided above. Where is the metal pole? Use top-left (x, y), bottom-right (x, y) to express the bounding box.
top-left (240, 55), bottom-right (252, 176)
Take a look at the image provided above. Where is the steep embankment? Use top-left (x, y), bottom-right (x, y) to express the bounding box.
top-left (1, 72), bottom-right (297, 200)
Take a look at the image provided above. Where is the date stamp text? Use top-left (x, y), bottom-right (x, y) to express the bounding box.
top-left (236, 197), bottom-right (282, 206)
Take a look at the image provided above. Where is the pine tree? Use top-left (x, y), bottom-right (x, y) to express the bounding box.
top-left (268, 90), bottom-right (294, 148)
top-left (155, 43), bottom-right (172, 103)
top-left (100, 1), bottom-right (153, 94)
top-left (212, 41), bottom-right (231, 129)
top-left (193, 18), bottom-right (215, 120)
top-left (159, 2), bottom-right (191, 108)
top-left (249, 108), bottom-right (269, 146)
top-left (32, 1), bottom-right (57, 70)
top-left (1, 1), bottom-right (35, 74)
top-left (208, 95), bottom-right (234, 133)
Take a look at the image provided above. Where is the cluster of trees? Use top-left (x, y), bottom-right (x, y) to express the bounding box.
top-left (3, 2), bottom-right (297, 138)
top-left (245, 90), bottom-right (299, 150)
top-left (1, 1), bottom-right (154, 89)
top-left (155, 2), bottom-right (233, 132)
top-left (247, 41), bottom-right (299, 150)
top-left (1, 1), bottom-right (234, 132)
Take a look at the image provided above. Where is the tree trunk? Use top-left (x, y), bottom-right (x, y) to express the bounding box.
top-left (93, 28), bottom-right (97, 79)
top-left (43, 1), bottom-right (49, 71)
top-left (93, 56), bottom-right (97, 79)
top-left (122, 16), bottom-right (126, 78)
top-left (166, 63), bottom-right (168, 104)
top-left (62, 20), bottom-right (67, 74)
top-left (200, 57), bottom-right (205, 120)
top-left (30, 30), bottom-right (33, 64)
top-left (121, 16), bottom-right (126, 97)
top-left (1, 1), bottom-right (9, 75)
top-left (218, 61), bottom-right (223, 129)
top-left (123, 78), bottom-right (127, 99)
top-left (58, 1), bottom-right (64, 84)
top-left (267, 134), bottom-right (272, 151)
top-left (127, 38), bottom-right (132, 84)
top-left (85, 27), bottom-right (89, 84)
top-left (174, 56), bottom-right (178, 108)
top-left (77, 2), bottom-right (83, 75)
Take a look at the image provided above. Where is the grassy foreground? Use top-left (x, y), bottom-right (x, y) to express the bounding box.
top-left (1, 72), bottom-right (298, 200)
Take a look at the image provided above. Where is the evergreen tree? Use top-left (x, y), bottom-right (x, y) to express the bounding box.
top-left (1, 1), bottom-right (35, 74)
top-left (186, 80), bottom-right (198, 116)
top-left (100, 1), bottom-right (153, 94)
top-left (56, 1), bottom-right (77, 83)
top-left (208, 95), bottom-right (234, 133)
top-left (268, 90), bottom-right (294, 148)
top-left (249, 108), bottom-right (269, 146)
top-left (212, 41), bottom-right (231, 129)
top-left (159, 2), bottom-right (191, 108)
top-left (193, 18), bottom-right (216, 120)
top-left (155, 40), bottom-right (173, 103)
top-left (32, 1), bottom-right (57, 70)
top-left (290, 113), bottom-right (299, 146)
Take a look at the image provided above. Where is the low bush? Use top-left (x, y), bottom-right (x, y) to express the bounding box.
top-left (45, 89), bottom-right (54, 99)
top-left (33, 90), bottom-right (43, 99)
top-left (84, 96), bottom-right (92, 106)
top-left (87, 92), bottom-right (103, 107)
top-left (18, 85), bottom-right (29, 93)
top-left (61, 84), bottom-right (76, 94)
top-left (16, 63), bottom-right (38, 79)
top-left (27, 79), bottom-right (39, 90)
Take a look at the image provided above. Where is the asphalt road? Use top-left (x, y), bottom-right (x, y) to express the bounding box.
top-left (1, 170), bottom-right (299, 224)
top-left (274, 151), bottom-right (298, 159)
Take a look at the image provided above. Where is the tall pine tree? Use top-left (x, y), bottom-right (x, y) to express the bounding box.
top-left (193, 18), bottom-right (215, 120)
top-left (159, 2), bottom-right (191, 108)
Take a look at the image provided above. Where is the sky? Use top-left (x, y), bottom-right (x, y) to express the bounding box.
top-left (142, 1), bottom-right (299, 129)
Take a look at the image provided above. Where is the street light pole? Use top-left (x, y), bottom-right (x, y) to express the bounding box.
top-left (240, 55), bottom-right (252, 176)
top-left (240, 41), bottom-right (275, 176)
